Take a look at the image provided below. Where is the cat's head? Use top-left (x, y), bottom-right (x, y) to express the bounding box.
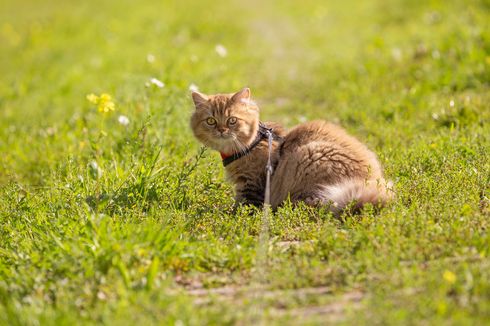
top-left (190, 88), bottom-right (259, 154)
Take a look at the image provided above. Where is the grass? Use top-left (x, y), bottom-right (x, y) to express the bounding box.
top-left (0, 0), bottom-right (489, 324)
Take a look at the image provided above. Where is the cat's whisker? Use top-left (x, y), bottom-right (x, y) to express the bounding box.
top-left (229, 135), bottom-right (243, 155)
top-left (233, 137), bottom-right (248, 156)
top-left (231, 141), bottom-right (243, 156)
top-left (236, 136), bottom-right (250, 153)
top-left (232, 139), bottom-right (243, 154)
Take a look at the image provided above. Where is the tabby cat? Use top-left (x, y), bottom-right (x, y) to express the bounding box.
top-left (190, 88), bottom-right (392, 214)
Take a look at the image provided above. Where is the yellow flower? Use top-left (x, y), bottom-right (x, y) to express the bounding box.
top-left (98, 101), bottom-right (115, 113)
top-left (443, 270), bottom-right (456, 284)
top-left (86, 93), bottom-right (98, 104)
top-left (86, 92), bottom-right (116, 113)
top-left (99, 93), bottom-right (112, 102)
top-left (98, 93), bottom-right (115, 113)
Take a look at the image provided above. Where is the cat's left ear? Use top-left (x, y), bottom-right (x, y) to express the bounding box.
top-left (191, 91), bottom-right (209, 109)
top-left (231, 87), bottom-right (251, 104)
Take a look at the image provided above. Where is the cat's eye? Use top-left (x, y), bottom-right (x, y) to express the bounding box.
top-left (206, 117), bottom-right (216, 125)
top-left (227, 117), bottom-right (237, 125)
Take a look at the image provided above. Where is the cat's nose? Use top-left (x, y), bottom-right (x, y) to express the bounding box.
top-left (217, 127), bottom-right (227, 133)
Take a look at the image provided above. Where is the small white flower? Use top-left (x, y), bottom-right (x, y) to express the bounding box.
top-left (146, 53), bottom-right (155, 63)
top-left (449, 100), bottom-right (455, 107)
top-left (88, 161), bottom-right (103, 179)
top-left (215, 44), bottom-right (228, 57)
top-left (89, 161), bottom-right (99, 170)
top-left (150, 77), bottom-right (164, 88)
top-left (189, 83), bottom-right (199, 92)
top-left (391, 48), bottom-right (402, 62)
top-left (97, 291), bottom-right (107, 300)
top-left (46, 126), bottom-right (57, 136)
top-left (118, 115), bottom-right (130, 126)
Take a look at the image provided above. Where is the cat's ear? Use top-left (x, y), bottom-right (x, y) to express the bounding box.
top-left (231, 87), bottom-right (251, 104)
top-left (191, 91), bottom-right (209, 109)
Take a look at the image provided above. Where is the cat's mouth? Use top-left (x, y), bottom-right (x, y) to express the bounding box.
top-left (211, 135), bottom-right (237, 153)
top-left (214, 131), bottom-right (234, 140)
top-left (215, 137), bottom-right (233, 145)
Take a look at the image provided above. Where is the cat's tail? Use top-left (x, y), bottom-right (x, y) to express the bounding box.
top-left (317, 178), bottom-right (394, 215)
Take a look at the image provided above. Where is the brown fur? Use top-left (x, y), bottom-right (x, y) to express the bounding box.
top-left (190, 88), bottom-right (393, 213)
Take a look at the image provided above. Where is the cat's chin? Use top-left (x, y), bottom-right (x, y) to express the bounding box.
top-left (208, 138), bottom-right (236, 154)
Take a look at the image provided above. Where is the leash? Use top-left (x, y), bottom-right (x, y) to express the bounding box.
top-left (252, 128), bottom-right (274, 319)
top-left (263, 129), bottom-right (273, 207)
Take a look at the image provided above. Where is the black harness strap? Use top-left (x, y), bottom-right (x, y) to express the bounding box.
top-left (222, 122), bottom-right (282, 167)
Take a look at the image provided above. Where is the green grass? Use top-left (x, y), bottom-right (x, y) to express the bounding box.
top-left (1, 0), bottom-right (489, 324)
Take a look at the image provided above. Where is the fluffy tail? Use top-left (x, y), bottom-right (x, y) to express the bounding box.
top-left (317, 178), bottom-right (394, 215)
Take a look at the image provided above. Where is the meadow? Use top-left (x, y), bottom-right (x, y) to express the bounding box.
top-left (0, 0), bottom-right (489, 324)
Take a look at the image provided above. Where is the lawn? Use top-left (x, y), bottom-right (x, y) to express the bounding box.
top-left (0, 0), bottom-right (489, 324)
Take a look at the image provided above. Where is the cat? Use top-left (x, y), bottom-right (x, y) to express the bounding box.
top-left (190, 87), bottom-right (393, 214)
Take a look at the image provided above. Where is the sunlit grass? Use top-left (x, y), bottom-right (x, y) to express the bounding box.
top-left (0, 0), bottom-right (489, 324)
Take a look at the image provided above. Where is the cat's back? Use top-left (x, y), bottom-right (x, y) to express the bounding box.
top-left (282, 120), bottom-right (360, 149)
top-left (280, 120), bottom-right (381, 176)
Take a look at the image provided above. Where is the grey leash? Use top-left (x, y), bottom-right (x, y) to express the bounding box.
top-left (252, 129), bottom-right (274, 323)
top-left (252, 129), bottom-right (274, 304)
top-left (264, 130), bottom-right (273, 207)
